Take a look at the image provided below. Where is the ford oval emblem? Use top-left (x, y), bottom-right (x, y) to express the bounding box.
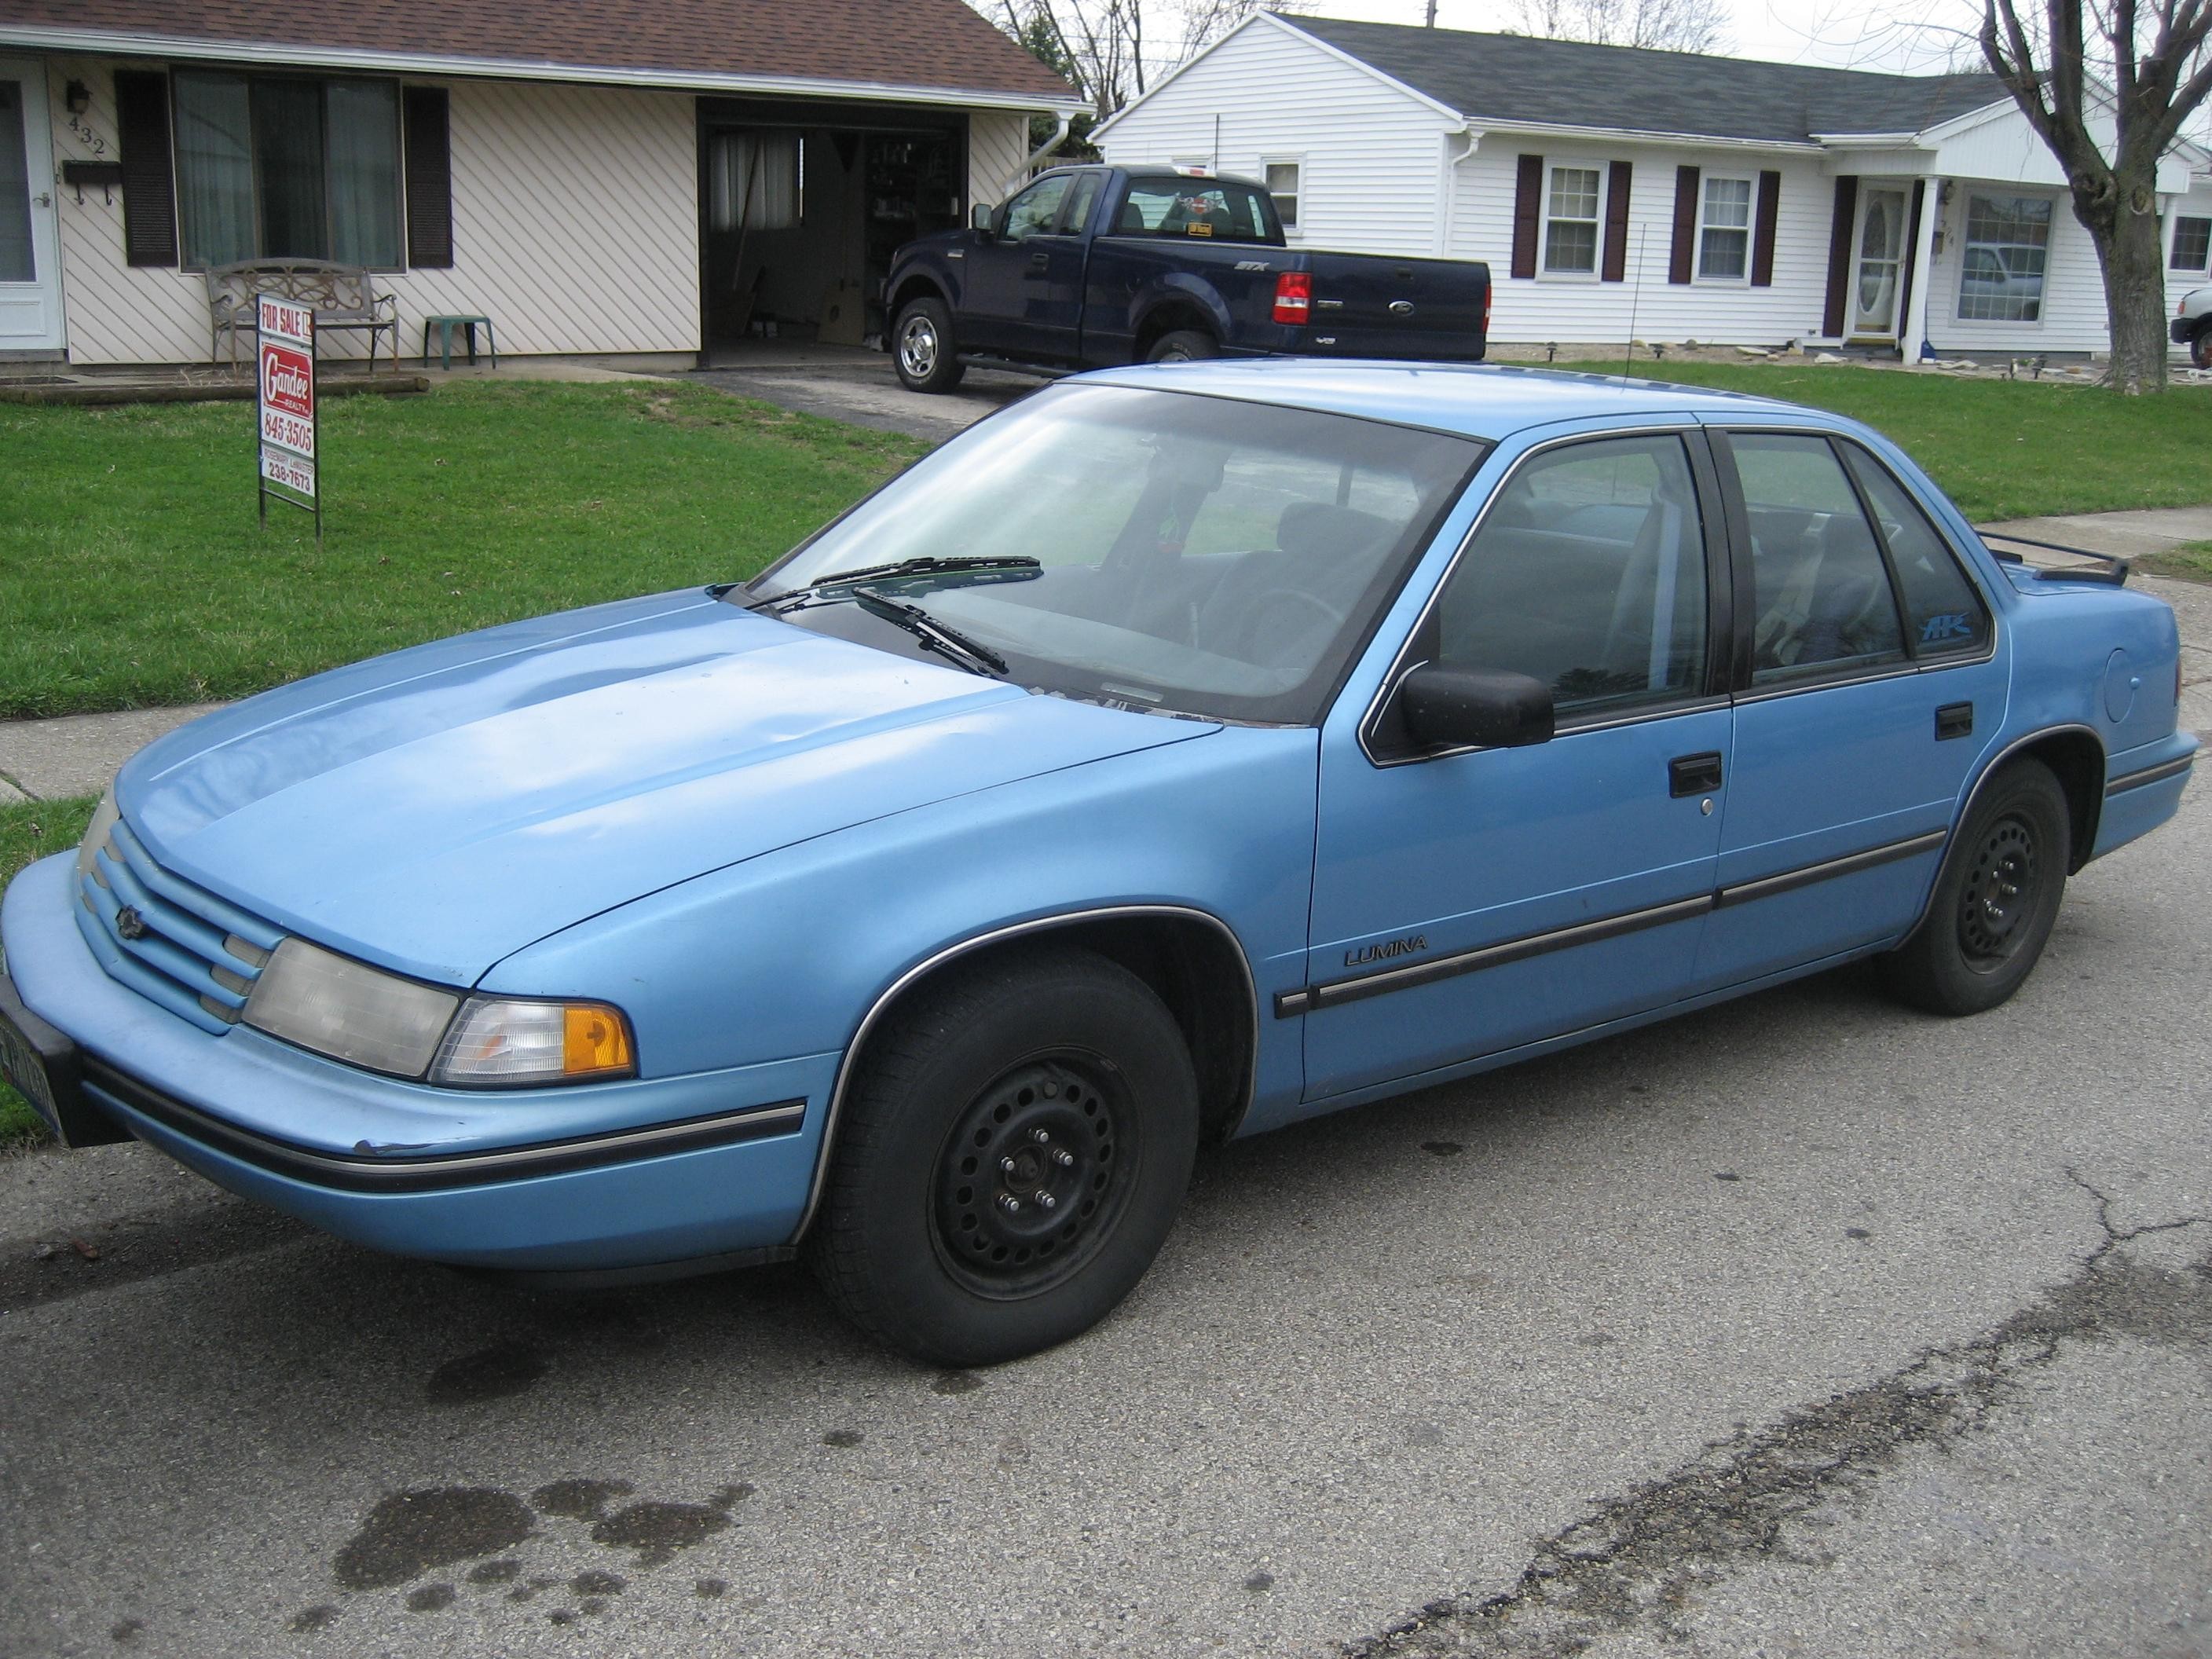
top-left (115, 906), bottom-right (148, 941)
top-left (1390, 299), bottom-right (1415, 317)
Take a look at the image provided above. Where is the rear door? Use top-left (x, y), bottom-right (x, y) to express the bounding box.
top-left (1694, 426), bottom-right (2004, 991)
top-left (1301, 427), bottom-right (1734, 1101)
top-left (1298, 253), bottom-right (1489, 362)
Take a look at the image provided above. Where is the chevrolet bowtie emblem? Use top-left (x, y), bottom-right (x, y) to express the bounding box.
top-left (115, 906), bottom-right (148, 941)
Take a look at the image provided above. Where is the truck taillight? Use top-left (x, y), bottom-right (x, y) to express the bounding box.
top-left (1273, 271), bottom-right (1312, 326)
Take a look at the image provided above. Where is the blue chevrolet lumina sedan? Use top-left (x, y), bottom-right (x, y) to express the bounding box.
top-left (0, 362), bottom-right (2196, 1364)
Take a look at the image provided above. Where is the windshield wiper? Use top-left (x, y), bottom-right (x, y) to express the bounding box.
top-left (848, 588), bottom-right (1009, 677)
top-left (744, 555), bottom-right (1040, 613)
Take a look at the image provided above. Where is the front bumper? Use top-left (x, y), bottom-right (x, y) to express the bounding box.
top-left (2173, 317), bottom-right (2199, 344)
top-left (2, 853), bottom-right (837, 1270)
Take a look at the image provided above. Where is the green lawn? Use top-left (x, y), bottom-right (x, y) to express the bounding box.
top-left (2, 795), bottom-right (97, 1145)
top-left (1562, 360), bottom-right (2212, 522)
top-left (0, 381), bottom-right (925, 720)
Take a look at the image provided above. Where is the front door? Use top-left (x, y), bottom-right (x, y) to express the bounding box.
top-left (1848, 185), bottom-right (1909, 342)
top-left (959, 172), bottom-right (1074, 358)
top-left (1303, 430), bottom-right (1734, 1101)
top-left (0, 60), bottom-right (64, 353)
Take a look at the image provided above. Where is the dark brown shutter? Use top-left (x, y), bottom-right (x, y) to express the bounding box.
top-left (1822, 176), bottom-right (1859, 338)
top-left (1893, 179), bottom-right (1928, 348)
top-left (1750, 169), bottom-right (1781, 287)
top-left (1668, 165), bottom-right (1698, 284)
top-left (1511, 154), bottom-right (1543, 280)
top-left (113, 71), bottom-right (178, 268)
top-left (403, 86), bottom-right (453, 269)
top-left (1601, 160), bottom-right (1632, 282)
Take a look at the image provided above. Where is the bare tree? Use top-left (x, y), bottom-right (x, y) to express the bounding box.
top-left (988, 0), bottom-right (1300, 121)
top-left (1508, 0), bottom-right (1730, 53)
top-left (1982, 2), bottom-right (2212, 392)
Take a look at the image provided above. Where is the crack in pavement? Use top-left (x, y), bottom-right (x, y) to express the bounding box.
top-left (1340, 1181), bottom-right (2212, 1658)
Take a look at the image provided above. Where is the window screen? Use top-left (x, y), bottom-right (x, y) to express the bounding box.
top-left (1840, 445), bottom-right (1990, 657)
top-left (1733, 434), bottom-right (1904, 682)
top-left (1437, 435), bottom-right (1707, 714)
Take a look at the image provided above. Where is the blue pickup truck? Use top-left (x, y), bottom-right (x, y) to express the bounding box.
top-left (883, 164), bottom-right (1491, 390)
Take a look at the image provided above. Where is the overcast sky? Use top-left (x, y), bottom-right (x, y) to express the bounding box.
top-left (1301, 1), bottom-right (1985, 72)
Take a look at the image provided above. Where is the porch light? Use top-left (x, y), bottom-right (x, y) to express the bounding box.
top-left (64, 80), bottom-right (90, 115)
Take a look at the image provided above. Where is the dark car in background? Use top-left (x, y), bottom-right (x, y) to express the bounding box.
top-left (882, 165), bottom-right (1491, 391)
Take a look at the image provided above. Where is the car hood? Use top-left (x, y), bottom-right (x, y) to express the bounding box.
top-left (117, 591), bottom-right (1215, 986)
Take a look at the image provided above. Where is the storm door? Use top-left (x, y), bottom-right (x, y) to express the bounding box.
top-left (1848, 185), bottom-right (1909, 341)
top-left (0, 60), bottom-right (64, 352)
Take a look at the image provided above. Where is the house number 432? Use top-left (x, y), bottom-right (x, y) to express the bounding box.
top-left (67, 114), bottom-right (107, 156)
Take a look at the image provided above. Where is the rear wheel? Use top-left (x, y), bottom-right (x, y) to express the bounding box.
top-left (1879, 759), bottom-right (2070, 1016)
top-left (1147, 329), bottom-right (1218, 364)
top-left (808, 946), bottom-right (1199, 1366)
top-left (892, 297), bottom-right (966, 394)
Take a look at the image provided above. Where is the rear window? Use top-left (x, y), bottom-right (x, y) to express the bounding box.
top-left (1112, 179), bottom-right (1277, 241)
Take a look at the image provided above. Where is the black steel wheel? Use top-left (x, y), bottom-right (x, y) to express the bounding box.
top-left (807, 945), bottom-right (1199, 1365)
top-left (1880, 758), bottom-right (2070, 1016)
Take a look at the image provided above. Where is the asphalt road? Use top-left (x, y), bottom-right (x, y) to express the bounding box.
top-left (2, 767), bottom-right (2207, 1655)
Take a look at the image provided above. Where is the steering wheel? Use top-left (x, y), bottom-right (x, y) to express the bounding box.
top-left (1232, 586), bottom-right (1346, 664)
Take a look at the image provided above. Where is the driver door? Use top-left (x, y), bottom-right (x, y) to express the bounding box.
top-left (1301, 430), bottom-right (1736, 1100)
top-left (961, 174), bottom-right (1072, 357)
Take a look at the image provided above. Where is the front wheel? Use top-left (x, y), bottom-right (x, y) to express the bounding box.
top-left (807, 946), bottom-right (1200, 1366)
top-left (1878, 759), bottom-right (2071, 1016)
top-left (892, 297), bottom-right (965, 394)
top-left (2192, 320), bottom-right (2212, 371)
top-left (1147, 329), bottom-right (1218, 364)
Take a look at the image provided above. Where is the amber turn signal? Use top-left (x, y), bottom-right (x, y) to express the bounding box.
top-left (563, 1003), bottom-right (634, 1076)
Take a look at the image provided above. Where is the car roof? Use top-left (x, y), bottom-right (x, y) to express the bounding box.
top-left (1077, 357), bottom-right (1832, 444)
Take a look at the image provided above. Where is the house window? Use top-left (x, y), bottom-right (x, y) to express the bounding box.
top-left (708, 133), bottom-right (799, 232)
top-left (1543, 165), bottom-right (1602, 276)
top-left (1956, 194), bottom-right (2051, 322)
top-left (2171, 215), bottom-right (2211, 272)
top-left (1698, 176), bottom-right (1752, 280)
top-left (1264, 160), bottom-right (1300, 229)
top-left (171, 71), bottom-right (402, 269)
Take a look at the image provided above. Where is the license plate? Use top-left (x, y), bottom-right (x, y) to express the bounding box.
top-left (0, 1000), bottom-right (62, 1133)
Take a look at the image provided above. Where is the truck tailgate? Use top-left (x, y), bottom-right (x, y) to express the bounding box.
top-left (1299, 253), bottom-right (1487, 361)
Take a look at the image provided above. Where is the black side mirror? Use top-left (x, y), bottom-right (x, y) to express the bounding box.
top-left (970, 202), bottom-right (998, 236)
top-left (1396, 665), bottom-right (1554, 750)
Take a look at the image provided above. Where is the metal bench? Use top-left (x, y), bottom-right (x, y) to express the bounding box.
top-left (205, 260), bottom-right (400, 374)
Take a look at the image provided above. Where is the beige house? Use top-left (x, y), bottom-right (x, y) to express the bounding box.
top-left (0, 0), bottom-right (1082, 368)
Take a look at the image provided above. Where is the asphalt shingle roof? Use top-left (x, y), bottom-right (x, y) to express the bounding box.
top-left (1283, 16), bottom-right (2006, 145)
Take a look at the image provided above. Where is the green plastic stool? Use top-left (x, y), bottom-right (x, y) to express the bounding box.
top-left (422, 314), bottom-right (498, 370)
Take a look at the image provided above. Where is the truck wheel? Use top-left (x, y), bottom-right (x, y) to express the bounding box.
top-left (807, 945), bottom-right (1199, 1366)
top-left (2192, 320), bottom-right (2212, 371)
top-left (1877, 760), bottom-right (2070, 1016)
top-left (892, 298), bottom-right (965, 394)
top-left (1148, 329), bottom-right (1218, 364)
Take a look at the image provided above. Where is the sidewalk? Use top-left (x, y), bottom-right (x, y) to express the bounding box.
top-left (5, 510), bottom-right (2209, 804)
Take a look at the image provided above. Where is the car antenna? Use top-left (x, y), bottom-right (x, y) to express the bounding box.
top-left (1623, 222), bottom-right (1649, 383)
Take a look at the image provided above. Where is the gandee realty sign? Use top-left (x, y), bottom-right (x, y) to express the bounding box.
top-left (257, 295), bottom-right (320, 535)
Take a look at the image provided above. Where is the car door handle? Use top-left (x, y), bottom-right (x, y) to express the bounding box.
top-left (1668, 752), bottom-right (1723, 797)
top-left (1936, 701), bottom-right (1974, 740)
top-left (1028, 251), bottom-right (1051, 269)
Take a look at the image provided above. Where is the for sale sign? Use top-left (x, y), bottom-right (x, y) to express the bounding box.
top-left (256, 295), bottom-right (320, 533)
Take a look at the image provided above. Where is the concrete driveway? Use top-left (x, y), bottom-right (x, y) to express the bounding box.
top-left (683, 343), bottom-right (1038, 442)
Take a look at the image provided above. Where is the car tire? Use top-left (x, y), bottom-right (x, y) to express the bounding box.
top-left (2192, 321), bottom-right (2212, 371)
top-left (1879, 759), bottom-right (2071, 1016)
top-left (807, 945), bottom-right (1200, 1366)
top-left (1147, 329), bottom-right (1219, 364)
top-left (892, 297), bottom-right (966, 394)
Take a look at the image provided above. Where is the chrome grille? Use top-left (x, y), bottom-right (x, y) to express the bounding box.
top-left (75, 815), bottom-right (287, 1035)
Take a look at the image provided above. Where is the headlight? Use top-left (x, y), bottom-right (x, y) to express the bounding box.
top-left (76, 787), bottom-right (121, 884)
top-left (431, 997), bottom-right (636, 1086)
top-left (244, 939), bottom-right (461, 1077)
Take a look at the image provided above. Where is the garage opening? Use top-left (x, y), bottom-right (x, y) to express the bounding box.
top-left (698, 99), bottom-right (967, 359)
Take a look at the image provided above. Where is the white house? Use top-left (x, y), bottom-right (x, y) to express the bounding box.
top-left (0, 0), bottom-right (1083, 368)
top-left (1096, 13), bottom-right (2212, 358)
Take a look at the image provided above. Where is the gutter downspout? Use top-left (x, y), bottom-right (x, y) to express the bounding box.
top-left (1438, 126), bottom-right (1479, 258)
top-left (1009, 111), bottom-right (1075, 197)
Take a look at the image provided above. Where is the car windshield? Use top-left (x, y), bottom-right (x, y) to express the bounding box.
top-left (742, 385), bottom-right (1485, 723)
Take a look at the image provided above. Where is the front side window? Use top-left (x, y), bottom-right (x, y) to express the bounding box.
top-left (172, 71), bottom-right (402, 268)
top-left (1699, 176), bottom-right (1752, 280)
top-left (1435, 436), bottom-right (1708, 716)
top-left (1001, 174), bottom-right (1071, 242)
top-left (2172, 214), bottom-right (2211, 272)
top-left (1957, 194), bottom-right (2051, 321)
top-left (1840, 445), bottom-right (1991, 657)
top-left (1264, 161), bottom-right (1301, 229)
top-left (747, 385), bottom-right (1481, 725)
top-left (1544, 165), bottom-right (1602, 275)
top-left (1114, 178), bottom-right (1276, 240)
top-left (1732, 434), bottom-right (1905, 683)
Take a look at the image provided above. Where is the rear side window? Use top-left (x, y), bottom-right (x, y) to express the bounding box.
top-left (1436, 435), bottom-right (1708, 716)
top-left (1840, 445), bottom-right (1992, 657)
top-left (1114, 178), bottom-right (1276, 240)
top-left (1731, 434), bottom-right (1904, 683)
